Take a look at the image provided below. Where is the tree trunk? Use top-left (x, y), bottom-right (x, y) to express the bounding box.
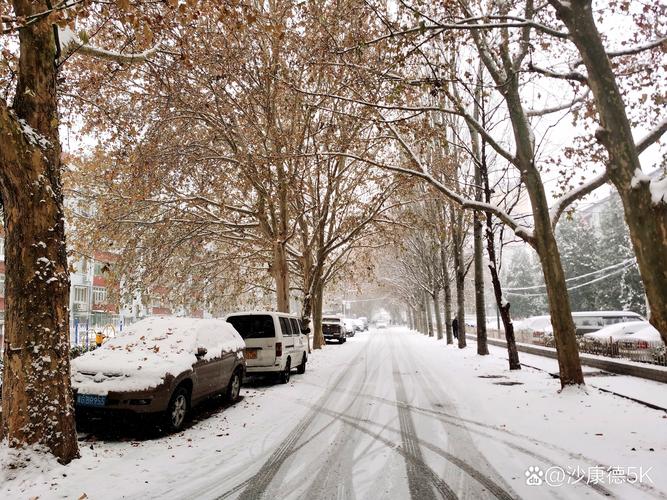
top-left (311, 279), bottom-right (324, 349)
top-left (473, 210), bottom-right (489, 355)
top-left (476, 31), bottom-right (584, 386)
top-left (272, 240), bottom-right (290, 313)
top-left (424, 292), bottom-right (434, 337)
top-left (480, 138), bottom-right (520, 370)
top-left (432, 289), bottom-right (443, 340)
top-left (451, 208), bottom-right (467, 349)
top-left (441, 246), bottom-right (453, 344)
top-left (550, 0), bottom-right (667, 345)
top-left (0, 0), bottom-right (78, 463)
top-left (419, 303), bottom-right (427, 334)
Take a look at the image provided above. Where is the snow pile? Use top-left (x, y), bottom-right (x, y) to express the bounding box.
top-left (71, 317), bottom-right (245, 396)
top-left (649, 176), bottom-right (667, 205)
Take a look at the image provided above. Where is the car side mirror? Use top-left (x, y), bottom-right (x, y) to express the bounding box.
top-left (302, 328), bottom-right (311, 335)
top-left (196, 347), bottom-right (208, 358)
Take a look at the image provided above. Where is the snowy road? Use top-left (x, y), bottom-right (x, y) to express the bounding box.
top-left (199, 329), bottom-right (514, 500)
top-left (3, 327), bottom-right (665, 500)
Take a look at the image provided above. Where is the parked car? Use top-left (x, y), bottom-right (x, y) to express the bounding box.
top-left (520, 311), bottom-right (645, 340)
top-left (226, 311), bottom-right (308, 383)
top-left (583, 321), bottom-right (649, 343)
top-left (572, 311), bottom-right (645, 335)
top-left (357, 317), bottom-right (369, 331)
top-left (623, 325), bottom-right (663, 349)
top-left (376, 320), bottom-right (388, 329)
top-left (71, 317), bottom-right (246, 432)
top-left (322, 315), bottom-right (346, 343)
top-left (342, 318), bottom-right (357, 337)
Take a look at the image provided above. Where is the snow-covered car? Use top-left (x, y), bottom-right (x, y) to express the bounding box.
top-left (583, 321), bottom-right (649, 343)
top-left (516, 315), bottom-right (553, 339)
top-left (571, 311), bottom-right (645, 335)
top-left (520, 311), bottom-right (646, 340)
top-left (322, 315), bottom-right (346, 343)
top-left (342, 318), bottom-right (357, 337)
top-left (71, 317), bottom-right (246, 432)
top-left (226, 311), bottom-right (308, 382)
top-left (622, 325), bottom-right (664, 349)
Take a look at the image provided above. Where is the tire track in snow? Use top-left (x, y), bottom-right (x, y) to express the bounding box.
top-left (395, 332), bottom-right (615, 499)
top-left (300, 334), bottom-right (384, 500)
top-left (227, 335), bottom-right (377, 500)
top-left (391, 350), bottom-right (457, 500)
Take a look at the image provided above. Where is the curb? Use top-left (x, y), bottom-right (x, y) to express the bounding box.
top-left (466, 334), bottom-right (667, 384)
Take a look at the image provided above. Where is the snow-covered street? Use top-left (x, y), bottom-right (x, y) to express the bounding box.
top-left (2, 327), bottom-right (665, 500)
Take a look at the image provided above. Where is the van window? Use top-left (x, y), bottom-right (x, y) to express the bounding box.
top-left (227, 315), bottom-right (275, 339)
top-left (279, 317), bottom-right (293, 336)
top-left (573, 316), bottom-right (603, 328)
top-left (290, 318), bottom-right (301, 335)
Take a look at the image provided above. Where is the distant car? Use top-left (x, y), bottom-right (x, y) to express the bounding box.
top-left (342, 318), bottom-right (357, 337)
top-left (376, 321), bottom-right (388, 329)
top-left (322, 315), bottom-right (346, 343)
top-left (71, 317), bottom-right (246, 432)
top-left (622, 325), bottom-right (664, 349)
top-left (519, 311), bottom-right (645, 339)
top-left (226, 311), bottom-right (308, 383)
top-left (516, 315), bottom-right (553, 339)
top-left (584, 321), bottom-right (649, 342)
top-left (572, 311), bottom-right (645, 335)
top-left (357, 317), bottom-right (369, 331)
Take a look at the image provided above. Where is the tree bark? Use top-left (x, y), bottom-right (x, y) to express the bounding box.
top-left (468, 18), bottom-right (584, 385)
top-left (473, 209), bottom-right (488, 355)
top-left (451, 208), bottom-right (467, 349)
top-left (424, 292), bottom-right (434, 337)
top-left (480, 133), bottom-right (520, 370)
top-left (441, 246), bottom-right (454, 344)
top-left (311, 279), bottom-right (324, 349)
top-left (550, 0), bottom-right (667, 345)
top-left (272, 240), bottom-right (290, 313)
top-left (0, 0), bottom-right (79, 463)
top-left (432, 289), bottom-right (444, 340)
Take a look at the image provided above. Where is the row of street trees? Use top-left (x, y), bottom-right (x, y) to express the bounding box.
top-left (0, 0), bottom-right (664, 464)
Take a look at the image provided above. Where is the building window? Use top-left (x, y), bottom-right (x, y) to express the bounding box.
top-left (75, 259), bottom-right (88, 275)
top-left (150, 297), bottom-right (162, 308)
top-left (73, 286), bottom-right (88, 304)
top-left (94, 261), bottom-right (108, 275)
top-left (92, 286), bottom-right (107, 304)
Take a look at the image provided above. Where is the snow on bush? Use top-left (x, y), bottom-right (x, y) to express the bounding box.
top-left (71, 317), bottom-right (245, 396)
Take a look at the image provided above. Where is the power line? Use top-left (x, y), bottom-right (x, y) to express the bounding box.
top-left (505, 262), bottom-right (635, 297)
top-left (504, 257), bottom-right (636, 291)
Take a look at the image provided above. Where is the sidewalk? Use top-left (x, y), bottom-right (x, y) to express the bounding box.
top-left (469, 337), bottom-right (667, 411)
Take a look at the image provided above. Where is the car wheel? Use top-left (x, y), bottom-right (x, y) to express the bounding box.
top-left (340, 337), bottom-right (346, 344)
top-left (226, 369), bottom-right (242, 402)
top-left (165, 386), bottom-right (189, 433)
top-left (279, 358), bottom-right (291, 384)
top-left (296, 354), bottom-right (306, 374)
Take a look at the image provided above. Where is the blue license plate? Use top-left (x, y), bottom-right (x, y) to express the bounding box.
top-left (77, 394), bottom-right (107, 407)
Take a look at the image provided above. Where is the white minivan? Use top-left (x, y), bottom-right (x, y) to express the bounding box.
top-left (225, 311), bottom-right (308, 383)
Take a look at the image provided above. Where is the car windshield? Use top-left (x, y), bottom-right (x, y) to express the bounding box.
top-left (227, 315), bottom-right (275, 339)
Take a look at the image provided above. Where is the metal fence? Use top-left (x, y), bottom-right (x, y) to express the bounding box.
top-left (537, 335), bottom-right (667, 367)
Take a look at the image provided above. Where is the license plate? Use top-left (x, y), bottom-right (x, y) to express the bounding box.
top-left (245, 349), bottom-right (257, 359)
top-left (77, 394), bottom-right (107, 407)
